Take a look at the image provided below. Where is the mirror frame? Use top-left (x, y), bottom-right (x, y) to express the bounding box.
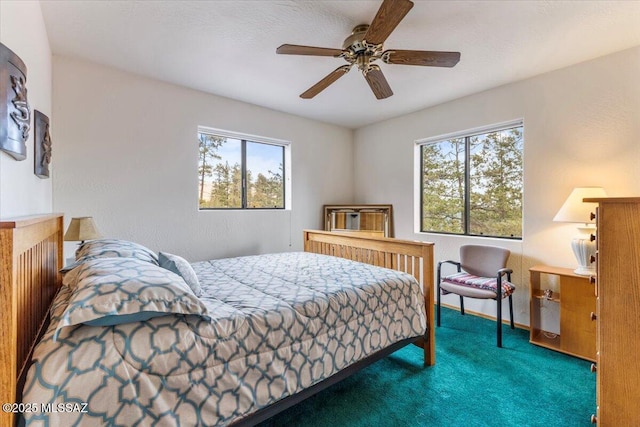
top-left (323, 204), bottom-right (394, 238)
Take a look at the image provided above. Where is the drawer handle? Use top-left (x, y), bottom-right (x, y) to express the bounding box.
top-left (589, 276), bottom-right (596, 284)
top-left (590, 363), bottom-right (597, 373)
top-left (590, 212), bottom-right (596, 221)
top-left (590, 312), bottom-right (597, 321)
top-left (591, 414), bottom-right (597, 424)
top-left (590, 234), bottom-right (596, 242)
top-left (590, 255), bottom-right (596, 264)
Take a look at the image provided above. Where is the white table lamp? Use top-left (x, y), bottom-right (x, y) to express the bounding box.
top-left (553, 187), bottom-right (607, 275)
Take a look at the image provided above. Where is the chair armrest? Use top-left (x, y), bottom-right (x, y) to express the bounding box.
top-left (438, 260), bottom-right (461, 272)
top-left (439, 260), bottom-right (461, 267)
top-left (497, 268), bottom-right (513, 276)
top-left (437, 261), bottom-right (462, 286)
top-left (497, 267), bottom-right (513, 284)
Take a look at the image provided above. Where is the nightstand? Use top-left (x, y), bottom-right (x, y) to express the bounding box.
top-left (529, 265), bottom-right (596, 361)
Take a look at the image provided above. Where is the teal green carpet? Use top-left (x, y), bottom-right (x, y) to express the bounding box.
top-left (267, 307), bottom-right (595, 427)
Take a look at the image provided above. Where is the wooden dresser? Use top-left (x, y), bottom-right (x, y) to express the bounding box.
top-left (584, 197), bottom-right (640, 425)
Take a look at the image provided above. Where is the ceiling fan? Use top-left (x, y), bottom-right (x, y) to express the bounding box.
top-left (276, 0), bottom-right (461, 100)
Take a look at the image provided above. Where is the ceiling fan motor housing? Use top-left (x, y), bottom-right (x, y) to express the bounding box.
top-left (342, 25), bottom-right (371, 54)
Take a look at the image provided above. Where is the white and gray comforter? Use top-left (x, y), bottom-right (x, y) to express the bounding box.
top-left (22, 252), bottom-right (426, 426)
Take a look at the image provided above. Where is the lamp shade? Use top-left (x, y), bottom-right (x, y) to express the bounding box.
top-left (553, 187), bottom-right (607, 224)
top-left (64, 217), bottom-right (102, 242)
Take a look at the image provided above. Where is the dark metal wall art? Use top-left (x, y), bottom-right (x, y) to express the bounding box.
top-left (34, 110), bottom-right (51, 178)
top-left (1, 42), bottom-right (30, 161)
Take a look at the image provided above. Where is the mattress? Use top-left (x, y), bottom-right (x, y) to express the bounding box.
top-left (22, 252), bottom-right (426, 426)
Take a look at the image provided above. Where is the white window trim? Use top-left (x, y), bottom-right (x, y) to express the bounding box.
top-left (198, 126), bottom-right (292, 210)
top-left (413, 119), bottom-right (524, 236)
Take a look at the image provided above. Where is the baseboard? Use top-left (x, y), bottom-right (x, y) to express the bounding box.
top-left (439, 302), bottom-right (529, 330)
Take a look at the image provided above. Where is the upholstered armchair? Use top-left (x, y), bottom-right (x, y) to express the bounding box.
top-left (437, 245), bottom-right (515, 347)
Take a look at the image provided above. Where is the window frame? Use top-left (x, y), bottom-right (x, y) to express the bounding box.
top-left (414, 119), bottom-right (524, 240)
top-left (197, 127), bottom-right (291, 211)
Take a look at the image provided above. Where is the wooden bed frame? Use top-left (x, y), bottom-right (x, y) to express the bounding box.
top-left (0, 214), bottom-right (63, 427)
top-left (0, 215), bottom-right (434, 427)
top-left (303, 229), bottom-right (435, 365)
top-left (232, 230), bottom-right (435, 426)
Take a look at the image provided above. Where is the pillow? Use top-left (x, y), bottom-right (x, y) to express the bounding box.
top-left (76, 238), bottom-right (158, 264)
top-left (158, 252), bottom-right (202, 297)
top-left (61, 239), bottom-right (159, 275)
top-left (55, 257), bottom-right (208, 337)
top-left (83, 311), bottom-right (167, 327)
top-left (61, 264), bottom-right (82, 287)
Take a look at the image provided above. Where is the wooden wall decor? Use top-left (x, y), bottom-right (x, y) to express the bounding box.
top-left (34, 110), bottom-right (51, 178)
top-left (0, 42), bottom-right (30, 161)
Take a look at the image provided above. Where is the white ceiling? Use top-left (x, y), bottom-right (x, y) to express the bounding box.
top-left (40, 0), bottom-right (640, 129)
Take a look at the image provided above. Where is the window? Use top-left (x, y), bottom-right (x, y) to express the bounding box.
top-left (198, 128), bottom-right (289, 209)
top-left (418, 121), bottom-right (523, 238)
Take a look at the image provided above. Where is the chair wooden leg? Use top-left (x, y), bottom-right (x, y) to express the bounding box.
top-left (509, 295), bottom-right (514, 329)
top-left (496, 298), bottom-right (503, 348)
top-left (459, 296), bottom-right (465, 315)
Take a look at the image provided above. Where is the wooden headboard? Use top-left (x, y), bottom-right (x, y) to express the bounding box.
top-left (303, 229), bottom-right (435, 366)
top-left (0, 214), bottom-right (63, 427)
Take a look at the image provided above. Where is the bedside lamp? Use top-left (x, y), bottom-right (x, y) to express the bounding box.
top-left (553, 187), bottom-right (607, 276)
top-left (64, 217), bottom-right (102, 244)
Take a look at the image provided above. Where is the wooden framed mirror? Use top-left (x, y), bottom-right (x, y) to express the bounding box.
top-left (323, 204), bottom-right (393, 238)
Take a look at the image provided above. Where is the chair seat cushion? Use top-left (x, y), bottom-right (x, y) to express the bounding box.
top-left (441, 272), bottom-right (515, 299)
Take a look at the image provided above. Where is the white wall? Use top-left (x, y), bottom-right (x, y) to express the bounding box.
top-left (7, 2), bottom-right (638, 328)
top-left (52, 57), bottom-right (354, 261)
top-left (0, 0), bottom-right (52, 217)
top-left (354, 46), bottom-right (640, 326)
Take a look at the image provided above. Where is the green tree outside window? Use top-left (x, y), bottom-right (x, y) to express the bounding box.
top-left (198, 133), bottom-right (285, 209)
top-left (421, 125), bottom-right (523, 238)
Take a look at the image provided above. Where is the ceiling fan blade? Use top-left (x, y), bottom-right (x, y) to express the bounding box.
top-left (383, 50), bottom-right (461, 67)
top-left (300, 65), bottom-right (352, 99)
top-left (364, 0), bottom-right (414, 45)
top-left (276, 44), bottom-right (344, 57)
top-left (363, 65), bottom-right (393, 99)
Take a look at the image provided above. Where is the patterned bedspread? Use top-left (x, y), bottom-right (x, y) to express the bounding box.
top-left (22, 252), bottom-right (426, 426)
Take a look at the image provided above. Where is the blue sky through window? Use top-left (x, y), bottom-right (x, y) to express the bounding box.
top-left (215, 138), bottom-right (281, 177)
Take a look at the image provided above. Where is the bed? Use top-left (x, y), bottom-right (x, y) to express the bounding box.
top-left (0, 214), bottom-right (434, 426)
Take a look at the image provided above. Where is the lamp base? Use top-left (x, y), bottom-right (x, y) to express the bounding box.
top-left (571, 226), bottom-right (596, 276)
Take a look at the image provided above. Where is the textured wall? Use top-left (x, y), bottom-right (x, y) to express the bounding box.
top-left (52, 57), bottom-right (354, 261)
top-left (0, 1), bottom-right (53, 217)
top-left (353, 46), bottom-right (640, 326)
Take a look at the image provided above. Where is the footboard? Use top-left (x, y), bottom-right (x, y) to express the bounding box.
top-left (303, 229), bottom-right (435, 366)
top-left (0, 214), bottom-right (63, 427)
